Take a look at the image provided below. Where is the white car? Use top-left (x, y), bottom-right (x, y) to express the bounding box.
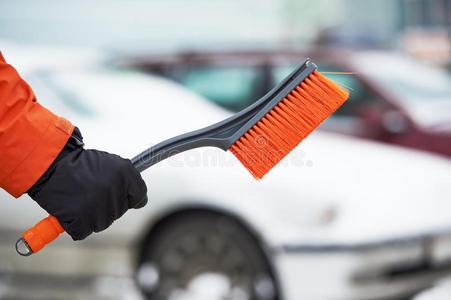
top-left (414, 278), bottom-right (451, 300)
top-left (1, 45), bottom-right (451, 300)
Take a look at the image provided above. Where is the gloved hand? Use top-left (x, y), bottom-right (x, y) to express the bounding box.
top-left (28, 128), bottom-right (148, 241)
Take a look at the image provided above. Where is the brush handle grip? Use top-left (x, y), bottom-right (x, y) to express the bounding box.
top-left (16, 215), bottom-right (64, 256)
top-left (17, 155), bottom-right (142, 256)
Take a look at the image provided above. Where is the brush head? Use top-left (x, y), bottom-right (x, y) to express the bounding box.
top-left (229, 70), bottom-right (349, 179)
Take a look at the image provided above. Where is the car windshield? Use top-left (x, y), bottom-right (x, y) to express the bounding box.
top-left (169, 66), bottom-right (263, 112)
top-left (359, 55), bottom-right (451, 102)
top-left (30, 67), bottom-right (149, 117)
top-left (355, 53), bottom-right (451, 126)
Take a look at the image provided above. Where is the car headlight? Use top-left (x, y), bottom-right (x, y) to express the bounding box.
top-left (431, 234), bottom-right (451, 265)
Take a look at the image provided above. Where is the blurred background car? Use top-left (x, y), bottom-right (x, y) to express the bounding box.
top-left (0, 0), bottom-right (450, 299)
top-left (119, 49), bottom-right (451, 158)
top-left (1, 44), bottom-right (451, 300)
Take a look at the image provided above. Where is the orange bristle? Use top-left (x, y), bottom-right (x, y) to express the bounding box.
top-left (230, 70), bottom-right (349, 179)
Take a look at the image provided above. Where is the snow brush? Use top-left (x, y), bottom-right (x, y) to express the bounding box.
top-left (16, 59), bottom-right (349, 256)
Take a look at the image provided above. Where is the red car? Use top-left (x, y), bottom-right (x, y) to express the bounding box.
top-left (121, 49), bottom-right (451, 158)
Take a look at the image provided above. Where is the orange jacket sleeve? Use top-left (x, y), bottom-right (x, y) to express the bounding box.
top-left (0, 51), bottom-right (74, 198)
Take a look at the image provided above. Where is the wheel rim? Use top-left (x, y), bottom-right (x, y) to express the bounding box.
top-left (138, 215), bottom-right (277, 300)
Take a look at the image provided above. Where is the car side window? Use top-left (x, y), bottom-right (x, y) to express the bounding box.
top-left (272, 64), bottom-right (372, 117)
top-left (172, 66), bottom-right (263, 112)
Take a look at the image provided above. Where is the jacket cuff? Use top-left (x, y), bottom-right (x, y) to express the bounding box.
top-left (28, 127), bottom-right (84, 198)
top-left (0, 105), bottom-right (74, 198)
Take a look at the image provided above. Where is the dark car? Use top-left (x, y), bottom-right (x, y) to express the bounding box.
top-left (120, 49), bottom-right (451, 158)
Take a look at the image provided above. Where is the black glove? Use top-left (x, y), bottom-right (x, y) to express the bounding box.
top-left (28, 128), bottom-right (148, 241)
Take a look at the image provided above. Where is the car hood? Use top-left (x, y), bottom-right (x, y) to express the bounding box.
top-left (31, 65), bottom-right (451, 247)
top-left (405, 100), bottom-right (451, 131)
top-left (292, 133), bottom-right (451, 246)
top-left (433, 122), bottom-right (451, 132)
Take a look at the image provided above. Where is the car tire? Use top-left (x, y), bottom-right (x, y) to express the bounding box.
top-left (137, 211), bottom-right (279, 300)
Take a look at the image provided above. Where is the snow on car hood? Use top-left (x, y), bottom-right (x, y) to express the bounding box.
top-left (293, 132), bottom-right (451, 245)
top-left (31, 65), bottom-right (451, 247)
top-left (403, 100), bottom-right (451, 130)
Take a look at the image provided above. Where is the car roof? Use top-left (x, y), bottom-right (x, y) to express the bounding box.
top-left (117, 47), bottom-right (357, 69)
top-left (1, 42), bottom-right (106, 74)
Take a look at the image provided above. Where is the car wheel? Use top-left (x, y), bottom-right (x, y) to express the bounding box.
top-left (137, 211), bottom-right (279, 300)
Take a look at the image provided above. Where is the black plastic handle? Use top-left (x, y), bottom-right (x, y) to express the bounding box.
top-left (132, 59), bottom-right (317, 172)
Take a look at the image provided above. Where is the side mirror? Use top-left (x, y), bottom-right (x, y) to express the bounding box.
top-left (381, 110), bottom-right (409, 134)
